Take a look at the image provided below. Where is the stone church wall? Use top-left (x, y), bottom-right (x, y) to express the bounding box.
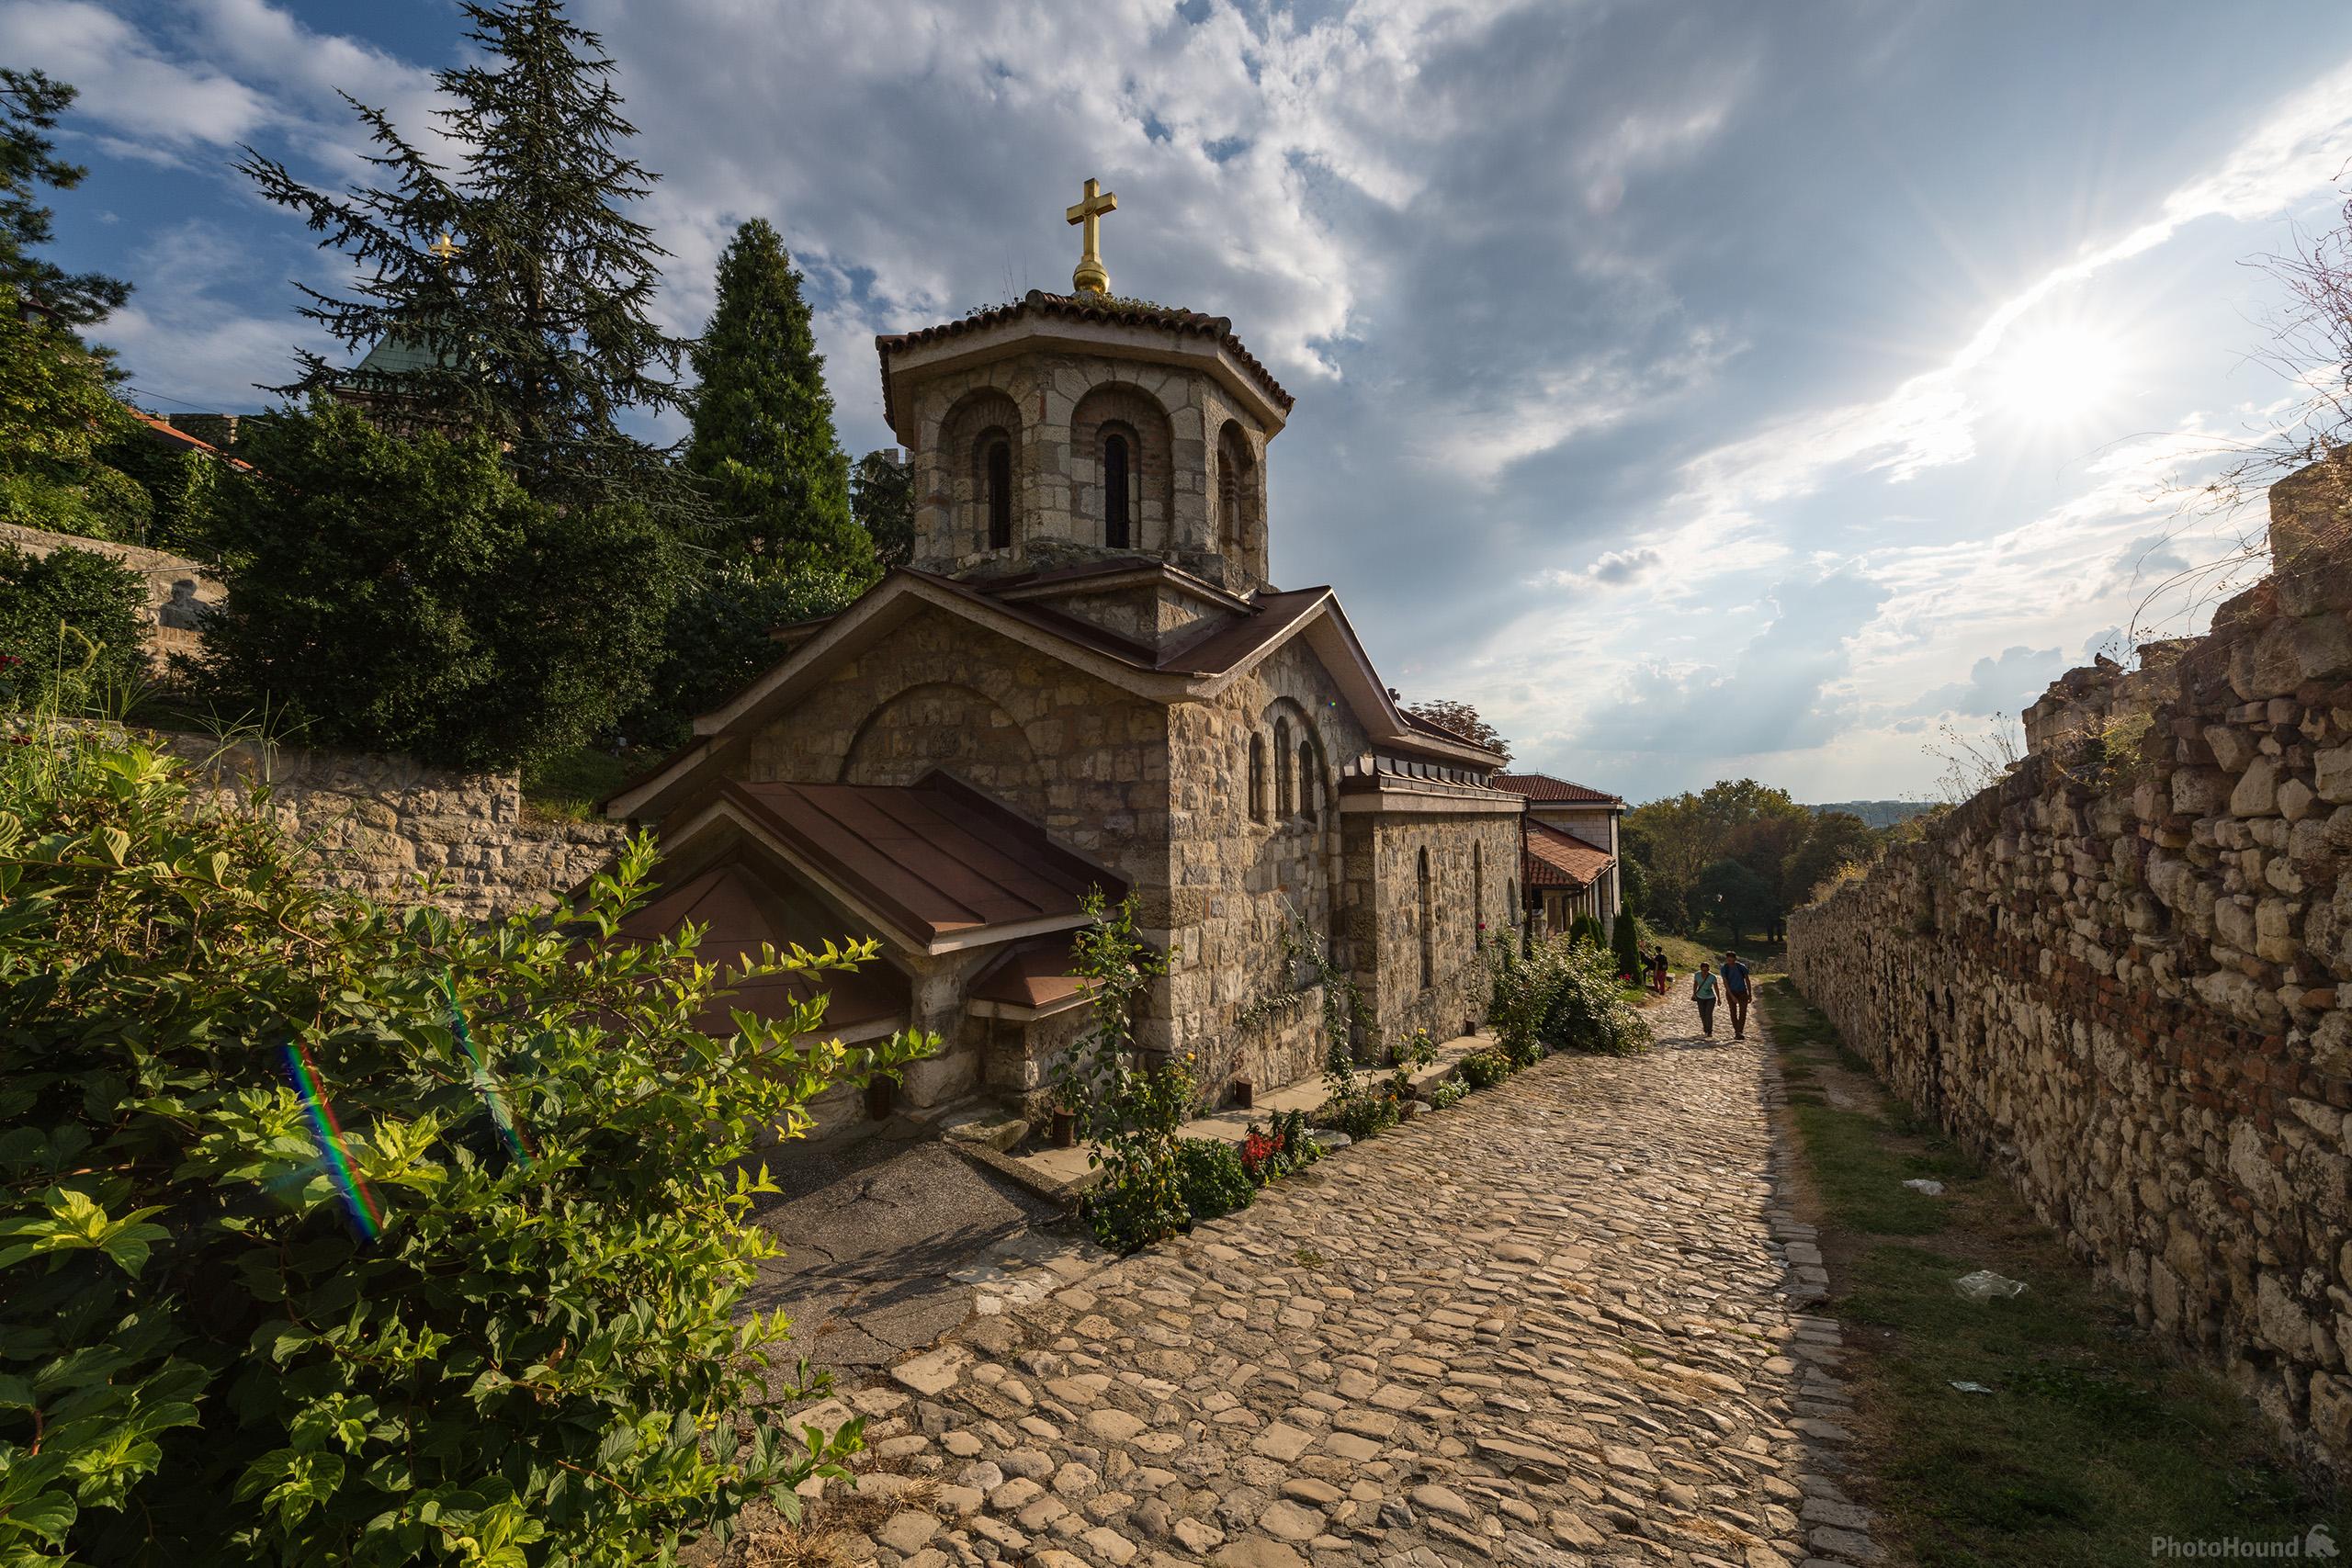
top-left (1168, 637), bottom-right (1363, 1097)
top-left (1786, 483), bottom-right (2352, 1468)
top-left (1346, 807), bottom-right (1520, 1054)
top-left (158, 732), bottom-right (625, 920)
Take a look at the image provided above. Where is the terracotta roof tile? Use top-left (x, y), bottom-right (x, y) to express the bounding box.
top-left (1523, 818), bottom-right (1614, 890)
top-left (876, 289), bottom-right (1293, 423)
top-left (1493, 773), bottom-right (1622, 805)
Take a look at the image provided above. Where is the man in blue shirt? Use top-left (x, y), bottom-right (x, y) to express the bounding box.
top-left (1722, 951), bottom-right (1753, 1039)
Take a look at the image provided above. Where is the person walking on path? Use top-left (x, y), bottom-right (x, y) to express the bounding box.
top-left (1691, 962), bottom-right (1719, 1038)
top-left (1722, 950), bottom-right (1753, 1039)
top-left (1650, 947), bottom-right (1671, 997)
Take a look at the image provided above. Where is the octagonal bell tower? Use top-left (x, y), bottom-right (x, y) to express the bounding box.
top-left (874, 179), bottom-right (1294, 597)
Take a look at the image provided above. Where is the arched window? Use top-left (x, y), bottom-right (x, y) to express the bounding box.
top-left (1507, 877), bottom-right (1517, 932)
top-left (1273, 717), bottom-right (1293, 817)
top-left (1418, 847), bottom-right (1434, 989)
top-left (985, 437), bottom-right (1013, 550)
top-left (1296, 739), bottom-right (1315, 819)
top-left (1474, 842), bottom-right (1484, 939)
top-left (1248, 733), bottom-right (1266, 822)
top-left (1216, 422), bottom-right (1253, 561)
top-left (1103, 433), bottom-right (1132, 549)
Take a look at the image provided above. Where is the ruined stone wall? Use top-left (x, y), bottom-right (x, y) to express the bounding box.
top-left (1786, 479), bottom-right (2352, 1467)
top-left (162, 733), bottom-right (625, 921)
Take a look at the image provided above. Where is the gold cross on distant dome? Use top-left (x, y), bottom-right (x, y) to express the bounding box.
top-left (1065, 176), bottom-right (1117, 295)
top-left (427, 231), bottom-right (462, 265)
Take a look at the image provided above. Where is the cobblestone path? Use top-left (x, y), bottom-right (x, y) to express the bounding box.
top-left (771, 991), bottom-right (1881, 1568)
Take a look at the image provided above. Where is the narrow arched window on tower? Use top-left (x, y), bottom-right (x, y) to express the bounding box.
top-left (1297, 739), bottom-right (1315, 819)
top-left (1249, 732), bottom-right (1267, 822)
top-left (1474, 841), bottom-right (1484, 940)
top-left (986, 438), bottom-right (1012, 550)
top-left (1418, 847), bottom-right (1434, 989)
top-left (1273, 718), bottom-right (1293, 817)
top-left (1103, 433), bottom-right (1132, 549)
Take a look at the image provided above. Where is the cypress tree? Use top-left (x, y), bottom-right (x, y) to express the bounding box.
top-left (235, 0), bottom-right (686, 506)
top-left (685, 220), bottom-right (873, 576)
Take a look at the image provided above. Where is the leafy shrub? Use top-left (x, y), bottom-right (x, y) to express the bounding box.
top-left (1389, 1027), bottom-right (1438, 1068)
top-left (188, 401), bottom-right (682, 771)
top-left (1537, 939), bottom-right (1652, 1057)
top-left (0, 540), bottom-right (147, 713)
top-left (1082, 1055), bottom-right (1193, 1253)
top-left (1176, 1138), bottom-right (1256, 1222)
top-left (1061, 892), bottom-right (1190, 1255)
top-left (1491, 934), bottom-right (1652, 1062)
top-left (1322, 1089), bottom-right (1401, 1140)
top-left (0, 719), bottom-right (933, 1562)
top-left (1428, 1077), bottom-right (1467, 1111)
top-left (1239, 1110), bottom-right (1321, 1185)
top-left (1459, 1050), bottom-right (1510, 1089)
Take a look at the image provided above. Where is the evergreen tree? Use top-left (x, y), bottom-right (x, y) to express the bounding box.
top-left (235, 1), bottom-right (686, 504)
top-left (685, 220), bottom-right (871, 575)
top-left (191, 402), bottom-right (678, 771)
top-left (0, 70), bottom-right (130, 331)
top-left (1611, 908), bottom-right (1642, 981)
top-left (852, 446), bottom-right (915, 569)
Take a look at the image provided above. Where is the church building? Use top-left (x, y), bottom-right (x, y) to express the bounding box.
top-left (603, 184), bottom-right (1522, 1122)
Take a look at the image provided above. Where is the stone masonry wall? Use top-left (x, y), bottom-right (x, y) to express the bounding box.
top-left (2, 522), bottom-right (221, 671)
top-left (164, 733), bottom-right (625, 921)
top-left (1786, 468), bottom-right (2352, 1468)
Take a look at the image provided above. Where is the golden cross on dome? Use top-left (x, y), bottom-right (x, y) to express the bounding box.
top-left (1065, 176), bottom-right (1117, 295)
top-left (427, 231), bottom-right (462, 265)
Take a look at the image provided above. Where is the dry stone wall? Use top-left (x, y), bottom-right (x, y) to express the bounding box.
top-left (1787, 470), bottom-right (2352, 1468)
top-left (163, 733), bottom-right (625, 921)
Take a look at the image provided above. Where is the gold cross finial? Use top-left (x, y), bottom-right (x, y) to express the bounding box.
top-left (427, 231), bottom-right (462, 265)
top-left (1065, 176), bottom-right (1117, 296)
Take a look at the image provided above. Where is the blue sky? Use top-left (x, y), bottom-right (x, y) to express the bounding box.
top-left (10, 0), bottom-right (2352, 802)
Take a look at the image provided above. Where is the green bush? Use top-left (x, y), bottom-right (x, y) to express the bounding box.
top-left (1458, 1050), bottom-right (1510, 1089)
top-left (1322, 1089), bottom-right (1401, 1140)
top-left (0, 719), bottom-right (933, 1562)
top-left (1611, 908), bottom-right (1642, 981)
top-left (1175, 1137), bottom-right (1256, 1222)
top-left (1428, 1077), bottom-right (1467, 1111)
top-left (0, 540), bottom-right (148, 713)
top-left (1491, 934), bottom-right (1651, 1063)
top-left (189, 402), bottom-right (682, 771)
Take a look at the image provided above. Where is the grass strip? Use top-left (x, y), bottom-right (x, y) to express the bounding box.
top-left (1762, 977), bottom-right (2344, 1567)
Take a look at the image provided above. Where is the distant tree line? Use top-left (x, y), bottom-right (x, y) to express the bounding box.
top-left (1621, 779), bottom-right (1890, 942)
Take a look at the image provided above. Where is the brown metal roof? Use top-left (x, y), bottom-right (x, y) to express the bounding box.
top-left (876, 289), bottom-right (1293, 431)
top-left (968, 933), bottom-right (1094, 1012)
top-left (616, 861), bottom-right (909, 1036)
top-left (1523, 818), bottom-right (1615, 890)
top-left (722, 773), bottom-right (1122, 947)
top-left (1493, 773), bottom-right (1623, 805)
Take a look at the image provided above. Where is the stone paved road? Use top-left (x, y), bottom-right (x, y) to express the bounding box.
top-left (752, 990), bottom-right (1881, 1568)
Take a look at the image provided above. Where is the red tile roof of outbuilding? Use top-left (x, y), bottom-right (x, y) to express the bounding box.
top-left (1522, 818), bottom-right (1614, 890)
top-left (1492, 773), bottom-right (1622, 805)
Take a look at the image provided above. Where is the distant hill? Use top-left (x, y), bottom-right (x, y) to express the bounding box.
top-left (1807, 800), bottom-right (1934, 829)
